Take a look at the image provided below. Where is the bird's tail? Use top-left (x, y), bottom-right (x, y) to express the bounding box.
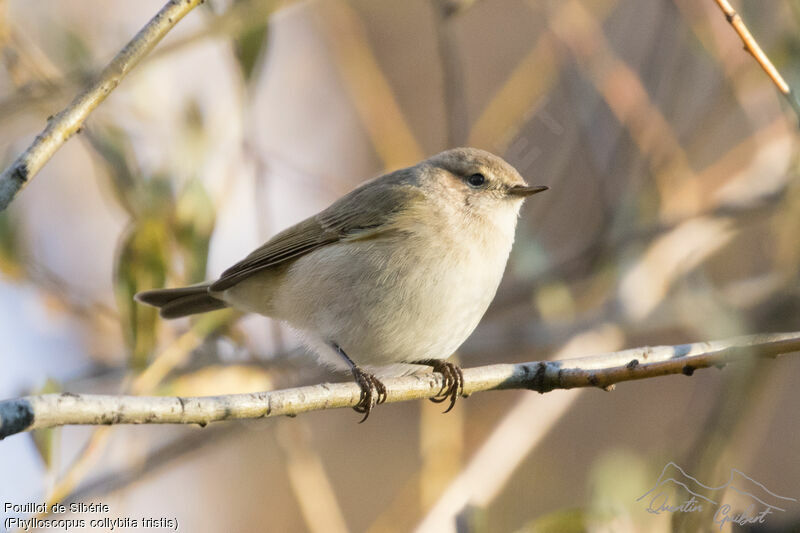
top-left (135, 283), bottom-right (228, 319)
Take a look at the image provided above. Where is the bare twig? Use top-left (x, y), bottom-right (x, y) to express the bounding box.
top-left (712, 0), bottom-right (800, 121)
top-left (0, 0), bottom-right (205, 211)
top-left (550, 0), bottom-right (700, 221)
top-left (2, 332), bottom-right (799, 439)
top-left (277, 421), bottom-right (350, 533)
top-left (316, 1), bottom-right (424, 168)
top-left (433, 0), bottom-right (469, 147)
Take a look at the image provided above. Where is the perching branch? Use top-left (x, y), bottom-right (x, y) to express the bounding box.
top-left (0, 0), bottom-right (205, 211)
top-left (712, 0), bottom-right (800, 121)
top-left (2, 332), bottom-right (799, 439)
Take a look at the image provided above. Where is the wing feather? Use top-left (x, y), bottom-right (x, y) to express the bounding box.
top-left (210, 168), bottom-right (422, 291)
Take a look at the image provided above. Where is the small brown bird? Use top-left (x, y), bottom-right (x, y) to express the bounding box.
top-left (136, 148), bottom-right (547, 420)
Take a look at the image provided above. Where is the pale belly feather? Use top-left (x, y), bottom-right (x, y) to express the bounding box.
top-left (222, 213), bottom-right (517, 371)
top-left (280, 229), bottom-right (511, 368)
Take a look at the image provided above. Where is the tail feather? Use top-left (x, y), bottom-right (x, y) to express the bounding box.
top-left (135, 284), bottom-right (228, 319)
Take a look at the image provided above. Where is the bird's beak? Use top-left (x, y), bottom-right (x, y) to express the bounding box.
top-left (507, 185), bottom-right (549, 197)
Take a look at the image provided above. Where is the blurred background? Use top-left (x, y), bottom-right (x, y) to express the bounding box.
top-left (1, 0), bottom-right (799, 531)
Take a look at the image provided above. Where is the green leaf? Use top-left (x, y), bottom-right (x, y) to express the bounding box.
top-left (84, 126), bottom-right (176, 219)
top-left (174, 179), bottom-right (216, 283)
top-left (60, 27), bottom-right (94, 74)
top-left (516, 508), bottom-right (587, 533)
top-left (114, 217), bottom-right (169, 369)
top-left (0, 209), bottom-right (24, 280)
top-left (83, 124), bottom-right (140, 216)
top-left (232, 3), bottom-right (269, 82)
top-left (139, 175), bottom-right (175, 218)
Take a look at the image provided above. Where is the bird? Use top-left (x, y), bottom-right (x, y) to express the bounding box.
top-left (136, 147), bottom-right (548, 421)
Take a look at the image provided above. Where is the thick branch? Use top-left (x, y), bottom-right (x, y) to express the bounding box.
top-left (712, 0), bottom-right (800, 121)
top-left (1, 332), bottom-right (798, 439)
top-left (0, 0), bottom-right (205, 211)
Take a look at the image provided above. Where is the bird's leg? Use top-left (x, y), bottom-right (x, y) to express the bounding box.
top-left (331, 343), bottom-right (387, 422)
top-left (412, 359), bottom-right (464, 413)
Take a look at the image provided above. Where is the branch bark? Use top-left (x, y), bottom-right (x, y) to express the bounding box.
top-left (712, 0), bottom-right (800, 121)
top-left (0, 0), bottom-right (205, 211)
top-left (2, 332), bottom-right (799, 439)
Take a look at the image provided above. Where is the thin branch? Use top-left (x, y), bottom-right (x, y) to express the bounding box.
top-left (277, 421), bottom-right (350, 533)
top-left (437, 0), bottom-right (479, 18)
top-left (2, 332), bottom-right (799, 439)
top-left (316, 1), bottom-right (424, 168)
top-left (433, 0), bottom-right (469, 147)
top-left (0, 0), bottom-right (205, 211)
top-left (712, 0), bottom-right (800, 121)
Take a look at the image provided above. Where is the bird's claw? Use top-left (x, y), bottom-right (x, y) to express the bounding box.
top-left (416, 359), bottom-right (464, 413)
top-left (351, 366), bottom-right (387, 422)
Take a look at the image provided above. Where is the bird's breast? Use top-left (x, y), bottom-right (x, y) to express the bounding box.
top-left (271, 217), bottom-right (516, 366)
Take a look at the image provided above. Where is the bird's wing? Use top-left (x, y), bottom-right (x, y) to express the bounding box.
top-left (209, 170), bottom-right (422, 291)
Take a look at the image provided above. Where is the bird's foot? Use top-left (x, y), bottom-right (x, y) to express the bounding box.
top-left (413, 359), bottom-right (464, 413)
top-left (351, 365), bottom-right (387, 423)
top-left (330, 342), bottom-right (387, 422)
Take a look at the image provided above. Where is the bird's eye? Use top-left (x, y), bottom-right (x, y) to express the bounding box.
top-left (466, 173), bottom-right (486, 187)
